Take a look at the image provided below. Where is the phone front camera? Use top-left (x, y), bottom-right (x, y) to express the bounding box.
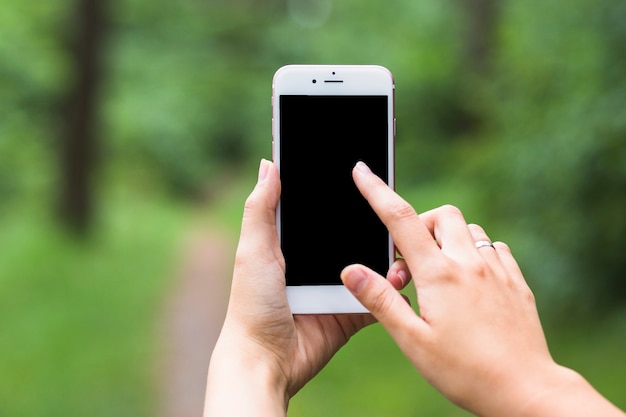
top-left (312, 79), bottom-right (317, 84)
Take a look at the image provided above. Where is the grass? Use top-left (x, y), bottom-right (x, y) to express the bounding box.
top-left (0, 195), bottom-right (189, 417)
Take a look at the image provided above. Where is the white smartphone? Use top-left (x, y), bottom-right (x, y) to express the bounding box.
top-left (271, 64), bottom-right (395, 314)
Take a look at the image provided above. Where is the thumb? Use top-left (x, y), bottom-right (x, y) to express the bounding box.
top-left (234, 158), bottom-right (283, 281)
top-left (341, 264), bottom-right (428, 344)
top-left (238, 159), bottom-right (281, 248)
top-left (228, 159), bottom-right (289, 326)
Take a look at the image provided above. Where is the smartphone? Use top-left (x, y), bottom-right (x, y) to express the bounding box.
top-left (272, 64), bottom-right (395, 314)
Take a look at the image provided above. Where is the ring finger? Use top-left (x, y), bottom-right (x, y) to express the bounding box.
top-left (467, 223), bottom-right (503, 268)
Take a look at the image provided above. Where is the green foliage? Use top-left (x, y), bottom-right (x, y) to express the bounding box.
top-left (471, 0), bottom-right (626, 316)
top-left (0, 196), bottom-right (188, 416)
top-left (0, 1), bottom-right (72, 210)
top-left (1, 0), bottom-right (626, 415)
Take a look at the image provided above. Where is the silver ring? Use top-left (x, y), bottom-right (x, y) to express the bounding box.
top-left (475, 240), bottom-right (495, 249)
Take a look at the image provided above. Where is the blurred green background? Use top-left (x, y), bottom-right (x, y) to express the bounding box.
top-left (1, 0), bottom-right (625, 416)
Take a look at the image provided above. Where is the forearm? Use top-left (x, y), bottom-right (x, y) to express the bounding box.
top-left (515, 366), bottom-right (625, 417)
top-left (203, 342), bottom-right (289, 417)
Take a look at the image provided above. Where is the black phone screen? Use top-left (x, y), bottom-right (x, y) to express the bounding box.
top-left (279, 95), bottom-right (391, 286)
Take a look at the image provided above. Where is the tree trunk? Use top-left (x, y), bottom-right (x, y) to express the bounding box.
top-left (460, 0), bottom-right (499, 76)
top-left (58, 0), bottom-right (106, 235)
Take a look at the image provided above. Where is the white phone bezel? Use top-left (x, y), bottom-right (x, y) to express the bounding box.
top-left (272, 64), bottom-right (395, 314)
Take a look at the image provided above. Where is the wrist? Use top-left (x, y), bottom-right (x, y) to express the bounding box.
top-left (484, 362), bottom-right (624, 417)
top-left (514, 364), bottom-right (583, 417)
top-left (204, 336), bottom-right (289, 417)
top-left (514, 365), bottom-right (624, 417)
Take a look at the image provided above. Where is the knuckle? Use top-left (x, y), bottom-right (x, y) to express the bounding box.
top-left (467, 223), bottom-right (487, 235)
top-left (433, 259), bottom-right (463, 284)
top-left (436, 204), bottom-right (468, 225)
top-left (243, 194), bottom-right (256, 210)
top-left (242, 193), bottom-right (261, 218)
top-left (439, 204), bottom-right (463, 217)
top-left (367, 284), bottom-right (397, 318)
top-left (233, 247), bottom-right (251, 270)
top-left (387, 200), bottom-right (417, 222)
top-left (437, 257), bottom-right (491, 283)
top-left (522, 286), bottom-right (536, 303)
top-left (493, 241), bottom-right (511, 253)
top-left (469, 259), bottom-right (491, 279)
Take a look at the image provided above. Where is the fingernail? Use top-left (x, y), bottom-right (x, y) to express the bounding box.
top-left (397, 269), bottom-right (408, 287)
top-left (258, 158), bottom-right (270, 183)
top-left (355, 161), bottom-right (372, 175)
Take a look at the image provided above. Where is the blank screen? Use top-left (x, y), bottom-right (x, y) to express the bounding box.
top-left (279, 95), bottom-right (390, 286)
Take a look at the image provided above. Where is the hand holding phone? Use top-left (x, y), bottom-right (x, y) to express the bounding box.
top-left (272, 64), bottom-right (396, 314)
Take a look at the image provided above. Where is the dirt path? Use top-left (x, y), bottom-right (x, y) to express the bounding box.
top-left (158, 230), bottom-right (235, 417)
